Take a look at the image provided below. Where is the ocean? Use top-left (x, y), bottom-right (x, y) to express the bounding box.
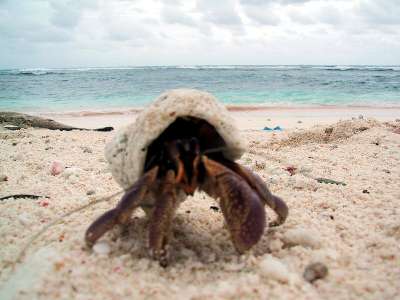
top-left (0, 65), bottom-right (399, 112)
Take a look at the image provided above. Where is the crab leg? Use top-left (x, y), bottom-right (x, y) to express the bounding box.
top-left (220, 160), bottom-right (288, 227)
top-left (148, 169), bottom-right (178, 267)
top-left (201, 157), bottom-right (266, 253)
top-left (85, 166), bottom-right (158, 247)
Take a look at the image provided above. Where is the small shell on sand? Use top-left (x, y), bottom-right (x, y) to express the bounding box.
top-left (18, 212), bottom-right (31, 226)
top-left (0, 174), bottom-right (8, 181)
top-left (283, 228), bottom-right (321, 249)
top-left (50, 161), bottom-right (64, 176)
top-left (93, 241), bottom-right (111, 255)
top-left (106, 89), bottom-right (246, 190)
top-left (259, 255), bottom-right (290, 283)
top-left (4, 124), bottom-right (21, 131)
top-left (62, 167), bottom-right (82, 179)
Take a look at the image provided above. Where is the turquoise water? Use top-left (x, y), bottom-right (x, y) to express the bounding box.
top-left (0, 65), bottom-right (399, 112)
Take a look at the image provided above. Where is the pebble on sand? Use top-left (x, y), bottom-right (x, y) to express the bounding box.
top-left (259, 255), bottom-right (291, 283)
top-left (62, 167), bottom-right (82, 179)
top-left (18, 212), bottom-right (32, 226)
top-left (50, 161), bottom-right (64, 176)
top-left (93, 241), bottom-right (111, 255)
top-left (0, 174), bottom-right (8, 182)
top-left (12, 153), bottom-right (24, 161)
top-left (82, 146), bottom-right (93, 153)
top-left (269, 239), bottom-right (284, 252)
top-left (303, 262), bottom-right (328, 283)
top-left (86, 189), bottom-right (96, 196)
top-left (283, 228), bottom-right (321, 249)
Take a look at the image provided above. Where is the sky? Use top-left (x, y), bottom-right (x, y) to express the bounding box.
top-left (0, 0), bottom-right (399, 68)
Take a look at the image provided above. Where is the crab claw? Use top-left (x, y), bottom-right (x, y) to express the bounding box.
top-left (85, 208), bottom-right (120, 247)
top-left (219, 161), bottom-right (288, 227)
top-left (201, 156), bottom-right (266, 253)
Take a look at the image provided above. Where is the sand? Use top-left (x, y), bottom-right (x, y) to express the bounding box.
top-left (0, 108), bottom-right (399, 300)
top-left (37, 105), bottom-right (400, 130)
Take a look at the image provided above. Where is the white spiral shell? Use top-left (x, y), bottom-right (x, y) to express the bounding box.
top-left (105, 89), bottom-right (247, 190)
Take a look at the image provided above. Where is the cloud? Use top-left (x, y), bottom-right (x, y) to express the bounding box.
top-left (95, 2), bottom-right (157, 45)
top-left (317, 4), bottom-right (344, 25)
top-left (196, 0), bottom-right (243, 26)
top-left (161, 3), bottom-right (196, 27)
top-left (0, 1), bottom-right (73, 43)
top-left (240, 3), bottom-right (280, 25)
top-left (241, 0), bottom-right (311, 5)
top-left (356, 0), bottom-right (400, 25)
top-left (49, 0), bottom-right (98, 29)
top-left (50, 2), bottom-right (79, 29)
top-left (239, 0), bottom-right (313, 26)
top-left (0, 0), bottom-right (399, 68)
top-left (278, 0), bottom-right (312, 4)
top-left (287, 8), bottom-right (314, 25)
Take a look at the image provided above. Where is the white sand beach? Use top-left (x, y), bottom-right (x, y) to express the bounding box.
top-left (0, 108), bottom-right (399, 299)
top-left (36, 105), bottom-right (400, 130)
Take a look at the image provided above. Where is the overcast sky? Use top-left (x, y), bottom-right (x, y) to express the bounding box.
top-left (0, 0), bottom-right (399, 68)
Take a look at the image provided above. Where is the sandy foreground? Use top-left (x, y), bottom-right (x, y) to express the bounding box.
top-left (0, 108), bottom-right (399, 299)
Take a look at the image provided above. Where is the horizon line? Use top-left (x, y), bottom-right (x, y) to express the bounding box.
top-left (1, 64), bottom-right (400, 70)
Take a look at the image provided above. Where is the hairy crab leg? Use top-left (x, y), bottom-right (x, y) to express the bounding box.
top-left (148, 169), bottom-right (178, 267)
top-left (220, 160), bottom-right (288, 227)
top-left (201, 156), bottom-right (266, 253)
top-left (85, 166), bottom-right (158, 247)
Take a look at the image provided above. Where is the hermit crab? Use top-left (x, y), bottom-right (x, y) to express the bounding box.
top-left (85, 89), bottom-right (288, 266)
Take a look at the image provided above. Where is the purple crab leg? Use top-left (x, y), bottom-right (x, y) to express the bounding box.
top-left (148, 169), bottom-right (178, 267)
top-left (85, 166), bottom-right (158, 247)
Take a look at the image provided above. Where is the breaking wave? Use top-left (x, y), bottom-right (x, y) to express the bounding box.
top-left (1, 65), bottom-right (398, 75)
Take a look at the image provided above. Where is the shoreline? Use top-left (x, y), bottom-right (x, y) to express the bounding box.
top-left (27, 105), bottom-right (400, 131)
top-left (17, 103), bottom-right (400, 116)
top-left (0, 102), bottom-right (398, 117)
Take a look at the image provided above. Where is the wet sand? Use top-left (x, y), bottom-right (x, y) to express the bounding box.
top-left (33, 105), bottom-right (400, 131)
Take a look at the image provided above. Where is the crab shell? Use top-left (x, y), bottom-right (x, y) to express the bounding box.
top-left (105, 89), bottom-right (247, 190)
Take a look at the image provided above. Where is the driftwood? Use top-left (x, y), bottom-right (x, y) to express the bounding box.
top-left (0, 112), bottom-right (113, 131)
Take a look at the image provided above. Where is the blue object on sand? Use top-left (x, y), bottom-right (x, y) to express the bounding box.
top-left (263, 126), bottom-right (283, 131)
